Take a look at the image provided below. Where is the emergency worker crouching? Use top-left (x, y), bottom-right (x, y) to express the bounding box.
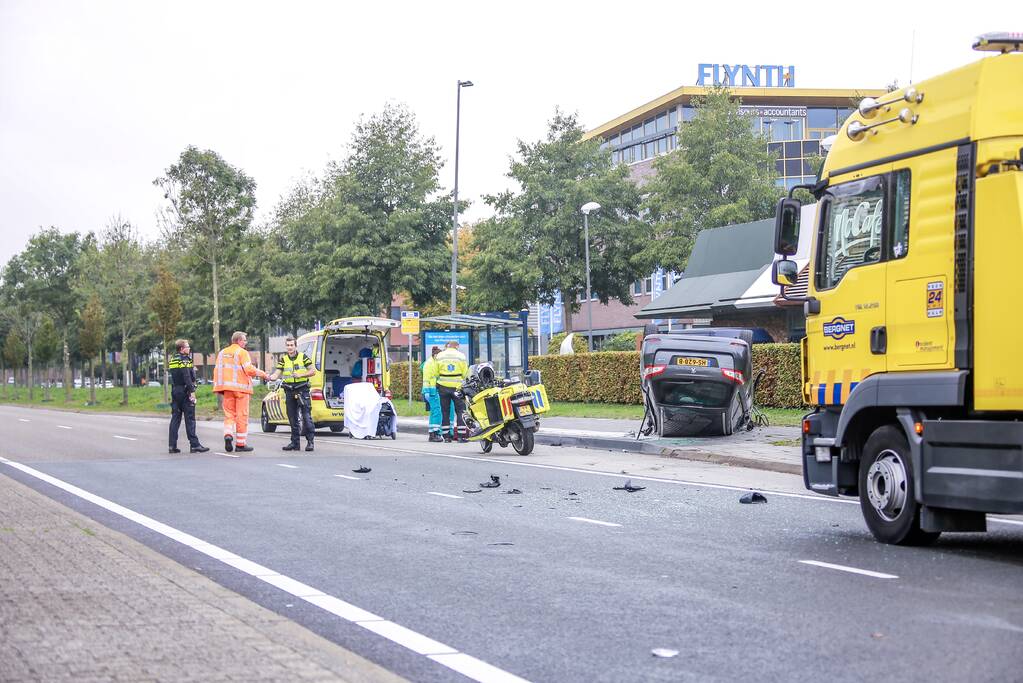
top-left (213, 331), bottom-right (269, 453)
top-left (434, 341), bottom-right (469, 442)
top-left (268, 336), bottom-right (316, 452)
top-left (168, 338), bottom-right (208, 454)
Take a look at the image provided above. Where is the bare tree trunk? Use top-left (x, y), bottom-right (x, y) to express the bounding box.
top-left (562, 300), bottom-right (574, 333)
top-left (43, 364), bottom-right (52, 401)
top-left (89, 358), bottom-right (96, 405)
top-left (121, 335), bottom-right (129, 406)
top-left (28, 346), bottom-right (34, 402)
top-left (1, 356), bottom-right (6, 400)
top-left (211, 236), bottom-right (221, 354)
top-left (63, 331), bottom-right (71, 403)
top-left (101, 349), bottom-right (108, 385)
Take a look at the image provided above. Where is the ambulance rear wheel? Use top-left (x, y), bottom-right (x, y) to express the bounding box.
top-left (858, 425), bottom-right (939, 546)
top-left (260, 407), bottom-right (277, 433)
top-left (510, 423), bottom-right (534, 456)
top-left (329, 425), bottom-right (343, 433)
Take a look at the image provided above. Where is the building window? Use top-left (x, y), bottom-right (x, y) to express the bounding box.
top-left (621, 128), bottom-right (632, 144)
top-left (656, 112), bottom-right (668, 132)
top-left (657, 137), bottom-right (667, 154)
top-left (644, 277), bottom-right (652, 293)
top-left (644, 117), bottom-right (656, 136)
top-left (668, 108), bottom-right (678, 128)
top-left (633, 280), bottom-right (643, 295)
top-left (682, 106), bottom-right (696, 122)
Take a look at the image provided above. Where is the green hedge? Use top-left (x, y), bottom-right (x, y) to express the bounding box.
top-left (529, 342), bottom-right (804, 409)
top-left (393, 343), bottom-right (804, 408)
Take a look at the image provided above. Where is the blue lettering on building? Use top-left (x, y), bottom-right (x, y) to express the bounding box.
top-left (823, 317), bottom-right (856, 340)
top-left (697, 63), bottom-right (795, 88)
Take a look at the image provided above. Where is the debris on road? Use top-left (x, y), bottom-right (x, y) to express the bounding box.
top-left (503, 488), bottom-right (522, 495)
top-left (480, 475), bottom-right (501, 488)
top-left (739, 491), bottom-right (768, 504)
top-left (352, 466), bottom-right (372, 473)
top-left (451, 531), bottom-right (478, 536)
top-left (651, 648), bottom-right (679, 658)
top-left (488, 542), bottom-right (514, 546)
top-left (462, 489), bottom-right (482, 494)
top-left (613, 480), bottom-right (646, 493)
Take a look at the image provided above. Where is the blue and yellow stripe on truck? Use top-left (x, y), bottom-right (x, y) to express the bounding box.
top-left (810, 369), bottom-right (871, 406)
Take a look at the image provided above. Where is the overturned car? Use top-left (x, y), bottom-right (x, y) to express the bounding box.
top-left (639, 327), bottom-right (763, 437)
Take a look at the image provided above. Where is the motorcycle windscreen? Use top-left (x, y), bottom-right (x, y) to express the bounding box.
top-left (653, 379), bottom-right (736, 437)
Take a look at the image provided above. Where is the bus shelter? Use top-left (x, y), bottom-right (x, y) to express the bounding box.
top-left (421, 311), bottom-right (530, 378)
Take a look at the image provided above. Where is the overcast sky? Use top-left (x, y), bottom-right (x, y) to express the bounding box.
top-left (0, 1), bottom-right (1015, 267)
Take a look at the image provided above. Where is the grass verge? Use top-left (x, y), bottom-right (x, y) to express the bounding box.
top-left (0, 385), bottom-right (268, 419)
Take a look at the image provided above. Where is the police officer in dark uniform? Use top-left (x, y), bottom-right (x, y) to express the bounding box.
top-left (168, 339), bottom-right (209, 454)
top-left (268, 336), bottom-right (316, 452)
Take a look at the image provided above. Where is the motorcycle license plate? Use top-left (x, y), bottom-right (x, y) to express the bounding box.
top-left (676, 357), bottom-right (709, 367)
top-left (518, 405), bottom-right (533, 415)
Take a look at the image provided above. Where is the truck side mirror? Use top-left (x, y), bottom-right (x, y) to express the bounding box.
top-left (774, 197), bottom-right (801, 256)
top-left (772, 259), bottom-right (798, 287)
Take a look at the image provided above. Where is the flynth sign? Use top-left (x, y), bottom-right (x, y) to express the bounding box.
top-left (697, 64), bottom-right (796, 88)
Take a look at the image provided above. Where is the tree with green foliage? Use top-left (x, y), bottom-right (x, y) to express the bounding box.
top-left (82, 218), bottom-right (150, 405)
top-left (280, 104), bottom-right (454, 317)
top-left (155, 146), bottom-right (256, 353)
top-left (80, 293), bottom-right (106, 406)
top-left (640, 87), bottom-right (783, 272)
top-left (3, 330), bottom-right (25, 391)
top-left (3, 307), bottom-right (45, 401)
top-left (35, 317), bottom-right (59, 401)
top-left (149, 260), bottom-right (182, 403)
top-left (465, 110), bottom-right (646, 329)
top-left (4, 228), bottom-right (93, 403)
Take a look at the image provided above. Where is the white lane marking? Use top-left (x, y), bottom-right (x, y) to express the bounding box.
top-left (334, 474), bottom-right (362, 481)
top-left (990, 517), bottom-right (1023, 527)
top-left (799, 560), bottom-right (898, 579)
top-left (276, 463), bottom-right (298, 469)
top-left (58, 425), bottom-right (72, 430)
top-left (345, 441), bottom-right (854, 504)
top-left (427, 492), bottom-right (463, 499)
top-left (112, 435), bottom-right (136, 441)
top-left (568, 516), bottom-right (622, 528)
top-left (0, 456), bottom-right (531, 683)
top-left (18, 419), bottom-right (30, 422)
top-left (215, 452), bottom-right (239, 458)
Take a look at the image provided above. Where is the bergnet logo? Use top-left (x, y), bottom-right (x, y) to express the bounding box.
top-left (823, 317), bottom-right (856, 340)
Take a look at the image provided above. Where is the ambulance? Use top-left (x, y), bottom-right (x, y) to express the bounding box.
top-left (260, 317), bottom-right (399, 434)
top-left (772, 33), bottom-right (1023, 544)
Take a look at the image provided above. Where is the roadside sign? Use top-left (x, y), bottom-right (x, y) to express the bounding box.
top-left (401, 310), bottom-right (420, 335)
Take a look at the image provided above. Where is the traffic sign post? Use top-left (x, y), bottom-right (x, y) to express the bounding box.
top-left (401, 312), bottom-right (420, 411)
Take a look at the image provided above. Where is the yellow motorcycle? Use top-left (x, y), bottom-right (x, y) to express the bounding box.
top-left (459, 364), bottom-right (549, 455)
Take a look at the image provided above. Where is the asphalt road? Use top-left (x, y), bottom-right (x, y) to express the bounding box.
top-left (2, 404), bottom-right (1022, 682)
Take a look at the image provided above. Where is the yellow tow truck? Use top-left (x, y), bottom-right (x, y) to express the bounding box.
top-left (772, 33), bottom-right (1023, 544)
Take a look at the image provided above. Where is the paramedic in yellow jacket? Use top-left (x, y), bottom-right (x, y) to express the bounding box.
top-left (213, 331), bottom-right (269, 453)
top-left (435, 341), bottom-right (469, 442)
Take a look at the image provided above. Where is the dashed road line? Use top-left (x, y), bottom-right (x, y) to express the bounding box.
top-left (0, 457), bottom-right (531, 683)
top-left (798, 560), bottom-right (898, 579)
top-left (18, 418), bottom-right (30, 422)
top-left (427, 492), bottom-right (463, 499)
top-left (57, 425), bottom-right (72, 430)
top-left (112, 435), bottom-right (136, 441)
top-left (276, 464), bottom-right (298, 469)
top-left (334, 474), bottom-right (362, 481)
top-left (568, 516), bottom-right (622, 528)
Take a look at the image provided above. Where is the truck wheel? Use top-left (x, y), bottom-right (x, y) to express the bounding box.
top-left (858, 425), bottom-right (939, 546)
top-left (261, 407), bottom-right (277, 433)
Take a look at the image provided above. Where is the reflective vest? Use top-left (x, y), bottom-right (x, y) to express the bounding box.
top-left (168, 353), bottom-right (196, 389)
top-left (434, 348), bottom-right (468, 389)
top-left (213, 343), bottom-right (258, 395)
top-left (422, 357), bottom-right (438, 389)
top-left (277, 352), bottom-right (313, 386)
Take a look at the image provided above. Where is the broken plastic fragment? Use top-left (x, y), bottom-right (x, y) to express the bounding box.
top-left (462, 489), bottom-right (482, 494)
top-left (503, 488), bottom-right (523, 494)
top-left (613, 480), bottom-right (645, 493)
top-left (479, 475), bottom-right (501, 488)
top-left (353, 466), bottom-right (371, 473)
top-left (651, 648), bottom-right (679, 658)
top-left (739, 491), bottom-right (767, 504)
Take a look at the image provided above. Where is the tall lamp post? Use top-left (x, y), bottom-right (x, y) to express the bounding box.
top-left (580, 202), bottom-right (601, 352)
top-left (451, 79), bottom-right (474, 316)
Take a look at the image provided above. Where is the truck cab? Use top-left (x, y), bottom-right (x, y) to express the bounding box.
top-left (772, 34), bottom-right (1023, 544)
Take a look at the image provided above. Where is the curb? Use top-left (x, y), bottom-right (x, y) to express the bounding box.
top-left (399, 419), bottom-right (801, 475)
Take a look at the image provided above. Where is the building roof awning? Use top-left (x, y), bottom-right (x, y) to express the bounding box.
top-left (421, 314), bottom-right (523, 330)
top-left (636, 267), bottom-right (770, 318)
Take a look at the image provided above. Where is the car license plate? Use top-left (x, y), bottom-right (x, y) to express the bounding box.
top-left (676, 357), bottom-right (709, 367)
top-left (518, 405), bottom-right (533, 415)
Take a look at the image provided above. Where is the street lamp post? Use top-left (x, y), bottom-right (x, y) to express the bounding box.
top-left (580, 202), bottom-right (601, 352)
top-left (451, 79), bottom-right (473, 316)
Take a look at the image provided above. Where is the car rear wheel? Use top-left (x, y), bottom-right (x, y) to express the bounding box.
top-left (858, 425), bottom-right (939, 546)
top-left (261, 406), bottom-right (277, 433)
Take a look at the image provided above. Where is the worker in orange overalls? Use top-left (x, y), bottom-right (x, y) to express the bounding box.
top-left (213, 331), bottom-right (269, 453)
